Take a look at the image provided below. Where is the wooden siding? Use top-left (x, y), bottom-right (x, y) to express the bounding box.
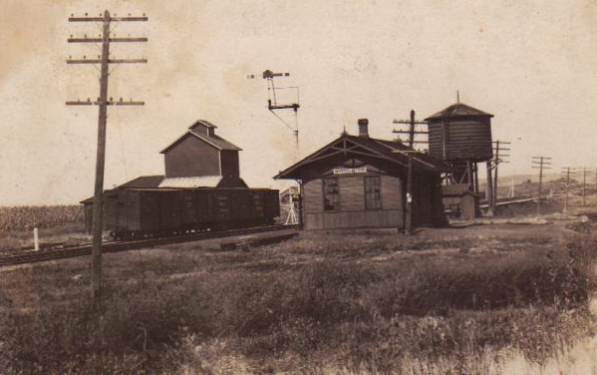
top-left (428, 119), bottom-right (493, 162)
top-left (164, 135), bottom-right (220, 177)
top-left (339, 177), bottom-right (365, 211)
top-left (301, 174), bottom-right (405, 230)
top-left (381, 175), bottom-right (402, 210)
top-left (220, 150), bottom-right (240, 178)
top-left (303, 179), bottom-right (323, 213)
top-left (304, 210), bottom-right (403, 230)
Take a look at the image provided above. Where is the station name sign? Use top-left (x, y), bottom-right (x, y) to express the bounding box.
top-left (333, 166), bottom-right (368, 175)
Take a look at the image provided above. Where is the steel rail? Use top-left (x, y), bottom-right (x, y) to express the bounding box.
top-left (0, 225), bottom-right (298, 268)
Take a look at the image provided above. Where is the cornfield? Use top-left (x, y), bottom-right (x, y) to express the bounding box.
top-left (0, 205), bottom-right (84, 232)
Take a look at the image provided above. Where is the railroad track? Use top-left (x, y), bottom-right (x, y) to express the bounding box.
top-left (0, 224), bottom-right (298, 268)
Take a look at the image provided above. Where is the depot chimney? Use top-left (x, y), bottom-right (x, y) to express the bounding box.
top-left (358, 118), bottom-right (369, 138)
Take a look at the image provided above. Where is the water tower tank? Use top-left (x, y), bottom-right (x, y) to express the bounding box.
top-left (425, 103), bottom-right (494, 162)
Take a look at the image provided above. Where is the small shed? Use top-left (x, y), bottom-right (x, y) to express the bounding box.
top-left (441, 184), bottom-right (480, 220)
top-left (274, 119), bottom-right (448, 230)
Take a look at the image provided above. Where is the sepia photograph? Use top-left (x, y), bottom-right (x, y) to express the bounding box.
top-left (1, 0), bottom-right (596, 374)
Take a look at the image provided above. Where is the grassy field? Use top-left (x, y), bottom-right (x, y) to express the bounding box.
top-left (1, 215), bottom-right (596, 374)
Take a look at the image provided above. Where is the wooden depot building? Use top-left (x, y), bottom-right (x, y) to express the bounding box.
top-left (274, 119), bottom-right (448, 230)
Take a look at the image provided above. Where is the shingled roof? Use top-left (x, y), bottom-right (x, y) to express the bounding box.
top-left (80, 175), bottom-right (165, 203)
top-left (160, 120), bottom-right (242, 153)
top-left (425, 103), bottom-right (493, 121)
top-left (274, 133), bottom-right (450, 180)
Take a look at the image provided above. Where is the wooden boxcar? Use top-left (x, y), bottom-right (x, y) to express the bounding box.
top-left (101, 188), bottom-right (279, 239)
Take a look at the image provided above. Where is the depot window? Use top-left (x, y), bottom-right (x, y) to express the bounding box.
top-left (365, 176), bottom-right (381, 210)
top-left (323, 178), bottom-right (340, 211)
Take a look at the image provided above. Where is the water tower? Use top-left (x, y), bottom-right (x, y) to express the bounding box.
top-left (425, 102), bottom-right (494, 217)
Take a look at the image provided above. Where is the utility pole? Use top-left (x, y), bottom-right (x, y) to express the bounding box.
top-left (582, 167), bottom-right (587, 206)
top-left (66, 11), bottom-right (147, 301)
top-left (392, 110), bottom-right (428, 149)
top-left (405, 153), bottom-right (414, 235)
top-left (561, 167), bottom-right (575, 213)
top-left (532, 156), bottom-right (552, 215)
top-left (491, 140), bottom-right (510, 214)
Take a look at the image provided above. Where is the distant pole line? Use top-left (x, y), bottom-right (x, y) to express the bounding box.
top-left (486, 160), bottom-right (494, 216)
top-left (491, 140), bottom-right (510, 214)
top-left (532, 156), bottom-right (552, 215)
top-left (561, 167), bottom-right (575, 213)
top-left (66, 10), bottom-right (147, 303)
top-left (582, 167), bottom-right (587, 206)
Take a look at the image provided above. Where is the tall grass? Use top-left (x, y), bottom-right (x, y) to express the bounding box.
top-left (0, 231), bottom-right (595, 374)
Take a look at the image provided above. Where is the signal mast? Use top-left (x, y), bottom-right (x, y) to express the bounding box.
top-left (247, 70), bottom-right (301, 225)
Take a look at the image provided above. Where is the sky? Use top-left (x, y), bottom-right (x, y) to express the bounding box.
top-left (1, 0), bottom-right (596, 205)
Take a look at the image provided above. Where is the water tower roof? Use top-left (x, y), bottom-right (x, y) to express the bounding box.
top-left (425, 103), bottom-right (494, 121)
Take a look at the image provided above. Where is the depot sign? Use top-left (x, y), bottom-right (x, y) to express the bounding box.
top-left (333, 166), bottom-right (368, 175)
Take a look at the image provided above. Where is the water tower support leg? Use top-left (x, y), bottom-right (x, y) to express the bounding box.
top-left (486, 161), bottom-right (494, 216)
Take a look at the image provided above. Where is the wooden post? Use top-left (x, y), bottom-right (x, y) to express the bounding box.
top-left (297, 182), bottom-right (304, 230)
top-left (405, 154), bottom-right (414, 235)
top-left (537, 157), bottom-right (543, 215)
top-left (89, 10), bottom-right (111, 301)
top-left (409, 110), bottom-right (415, 148)
top-left (492, 140), bottom-right (500, 213)
top-left (582, 167), bottom-right (587, 207)
top-left (564, 167), bottom-right (570, 213)
top-left (33, 227), bottom-right (39, 251)
top-left (473, 163), bottom-right (479, 194)
top-left (485, 161), bottom-right (494, 216)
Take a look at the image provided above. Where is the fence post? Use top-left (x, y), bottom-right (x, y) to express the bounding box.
top-left (34, 227), bottom-right (39, 251)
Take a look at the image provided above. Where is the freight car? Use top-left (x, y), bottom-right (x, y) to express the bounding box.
top-left (98, 187), bottom-right (280, 240)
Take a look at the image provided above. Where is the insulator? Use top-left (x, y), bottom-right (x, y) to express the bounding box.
top-left (83, 55), bottom-right (86, 59)
top-left (109, 97), bottom-right (113, 101)
top-left (85, 13), bottom-right (88, 16)
top-left (128, 13), bottom-right (131, 16)
top-left (87, 98), bottom-right (91, 101)
top-left (119, 97), bottom-right (123, 101)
